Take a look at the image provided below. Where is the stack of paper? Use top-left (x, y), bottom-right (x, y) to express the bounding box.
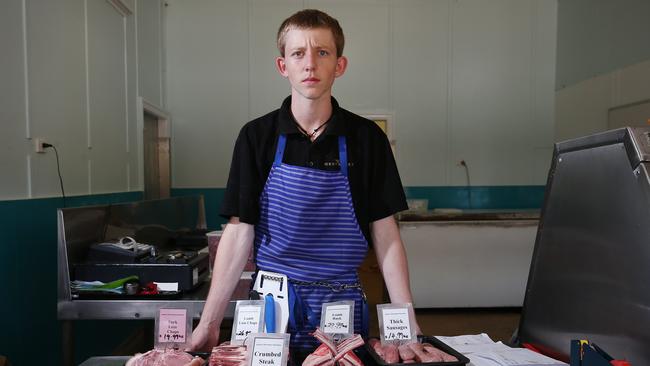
top-left (435, 334), bottom-right (567, 366)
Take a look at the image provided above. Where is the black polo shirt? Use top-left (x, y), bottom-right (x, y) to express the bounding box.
top-left (220, 96), bottom-right (408, 245)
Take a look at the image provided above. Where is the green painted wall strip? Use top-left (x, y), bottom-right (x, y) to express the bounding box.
top-left (171, 185), bottom-right (546, 230)
top-left (0, 192), bottom-right (143, 365)
top-left (403, 185), bottom-right (546, 210)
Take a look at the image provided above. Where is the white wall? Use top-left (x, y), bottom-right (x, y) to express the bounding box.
top-left (555, 0), bottom-right (650, 89)
top-left (0, 0), bottom-right (165, 200)
top-left (555, 59), bottom-right (650, 141)
top-left (166, 0), bottom-right (557, 189)
top-left (554, 0), bottom-right (650, 141)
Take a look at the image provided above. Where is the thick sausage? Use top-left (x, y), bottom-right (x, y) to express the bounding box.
top-left (398, 344), bottom-right (416, 362)
top-left (368, 338), bottom-right (385, 359)
top-left (383, 343), bottom-right (400, 364)
top-left (408, 342), bottom-right (441, 363)
top-left (422, 343), bottom-right (458, 362)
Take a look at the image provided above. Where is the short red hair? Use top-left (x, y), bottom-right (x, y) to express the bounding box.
top-left (276, 9), bottom-right (345, 57)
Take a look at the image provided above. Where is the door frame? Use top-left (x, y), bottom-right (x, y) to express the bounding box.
top-left (137, 96), bottom-right (171, 199)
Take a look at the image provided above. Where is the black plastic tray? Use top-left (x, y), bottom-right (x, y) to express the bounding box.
top-left (365, 336), bottom-right (470, 366)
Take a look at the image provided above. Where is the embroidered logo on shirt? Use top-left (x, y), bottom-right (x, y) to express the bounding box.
top-left (324, 160), bottom-right (354, 167)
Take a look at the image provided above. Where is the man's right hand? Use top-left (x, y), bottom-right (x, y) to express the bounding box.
top-left (190, 218), bottom-right (255, 352)
top-left (189, 321), bottom-right (220, 352)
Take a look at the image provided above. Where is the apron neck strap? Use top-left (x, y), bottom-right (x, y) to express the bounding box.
top-left (273, 134), bottom-right (288, 167)
top-left (338, 136), bottom-right (348, 177)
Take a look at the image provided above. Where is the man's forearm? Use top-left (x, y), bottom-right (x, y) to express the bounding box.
top-left (370, 216), bottom-right (414, 304)
top-left (200, 218), bottom-right (255, 325)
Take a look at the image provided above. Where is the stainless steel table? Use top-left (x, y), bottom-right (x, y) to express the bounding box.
top-left (55, 197), bottom-right (229, 366)
top-left (78, 356), bottom-right (130, 366)
top-left (60, 277), bottom-right (252, 366)
top-left (58, 277), bottom-right (251, 320)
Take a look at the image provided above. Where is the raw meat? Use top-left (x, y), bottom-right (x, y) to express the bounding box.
top-left (209, 344), bottom-right (247, 366)
top-left (382, 343), bottom-right (399, 364)
top-left (340, 350), bottom-right (364, 366)
top-left (397, 344), bottom-right (415, 362)
top-left (332, 334), bottom-right (365, 363)
top-left (303, 344), bottom-right (336, 366)
top-left (368, 338), bottom-right (458, 364)
top-left (408, 342), bottom-right (441, 363)
top-left (422, 343), bottom-right (458, 362)
top-left (302, 328), bottom-right (365, 366)
top-left (368, 339), bottom-right (384, 359)
top-left (126, 349), bottom-right (197, 366)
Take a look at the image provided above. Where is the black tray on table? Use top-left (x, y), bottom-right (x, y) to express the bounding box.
top-left (365, 336), bottom-right (470, 366)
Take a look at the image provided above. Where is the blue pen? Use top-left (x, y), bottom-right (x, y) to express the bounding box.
top-left (265, 293), bottom-right (276, 333)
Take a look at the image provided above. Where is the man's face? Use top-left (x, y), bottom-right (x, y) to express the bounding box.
top-left (276, 27), bottom-right (347, 102)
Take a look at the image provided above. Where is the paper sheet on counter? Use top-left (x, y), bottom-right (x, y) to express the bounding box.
top-left (435, 334), bottom-right (567, 366)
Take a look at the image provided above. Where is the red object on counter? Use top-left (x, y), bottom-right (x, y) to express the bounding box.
top-left (610, 361), bottom-right (631, 366)
top-left (521, 343), bottom-right (542, 353)
top-left (139, 282), bottom-right (159, 295)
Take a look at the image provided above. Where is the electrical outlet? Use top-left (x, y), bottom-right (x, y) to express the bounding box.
top-left (34, 138), bottom-right (47, 153)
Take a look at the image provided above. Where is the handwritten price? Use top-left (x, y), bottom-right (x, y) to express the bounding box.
top-left (325, 322), bottom-right (347, 330)
top-left (385, 332), bottom-right (410, 340)
top-left (162, 333), bottom-right (185, 341)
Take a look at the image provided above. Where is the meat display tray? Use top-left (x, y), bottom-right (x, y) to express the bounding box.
top-left (365, 336), bottom-right (470, 366)
top-left (185, 337), bottom-right (469, 366)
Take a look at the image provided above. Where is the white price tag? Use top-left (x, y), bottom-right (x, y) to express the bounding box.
top-left (234, 305), bottom-right (262, 341)
top-left (322, 304), bottom-right (351, 334)
top-left (154, 305), bottom-right (192, 349)
top-left (157, 308), bottom-right (188, 344)
top-left (381, 308), bottom-right (412, 341)
top-left (231, 300), bottom-right (265, 345)
top-left (251, 337), bottom-right (285, 366)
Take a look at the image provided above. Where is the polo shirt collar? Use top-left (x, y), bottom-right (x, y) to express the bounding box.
top-left (278, 95), bottom-right (348, 137)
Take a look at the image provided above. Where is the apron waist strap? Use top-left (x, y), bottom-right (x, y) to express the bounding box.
top-left (288, 278), bottom-right (363, 292)
top-left (286, 280), bottom-right (370, 341)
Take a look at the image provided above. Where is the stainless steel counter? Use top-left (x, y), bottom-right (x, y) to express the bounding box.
top-left (57, 276), bottom-right (252, 320)
top-left (55, 197), bottom-right (241, 366)
top-left (398, 209), bottom-right (540, 222)
top-left (78, 356), bottom-right (129, 366)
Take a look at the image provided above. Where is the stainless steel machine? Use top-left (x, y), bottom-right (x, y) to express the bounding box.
top-left (516, 127), bottom-right (650, 365)
top-left (57, 196), bottom-right (210, 303)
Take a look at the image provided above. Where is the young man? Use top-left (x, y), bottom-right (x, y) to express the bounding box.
top-left (190, 9), bottom-right (418, 352)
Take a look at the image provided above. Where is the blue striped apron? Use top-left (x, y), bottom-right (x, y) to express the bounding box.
top-left (254, 134), bottom-right (369, 349)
